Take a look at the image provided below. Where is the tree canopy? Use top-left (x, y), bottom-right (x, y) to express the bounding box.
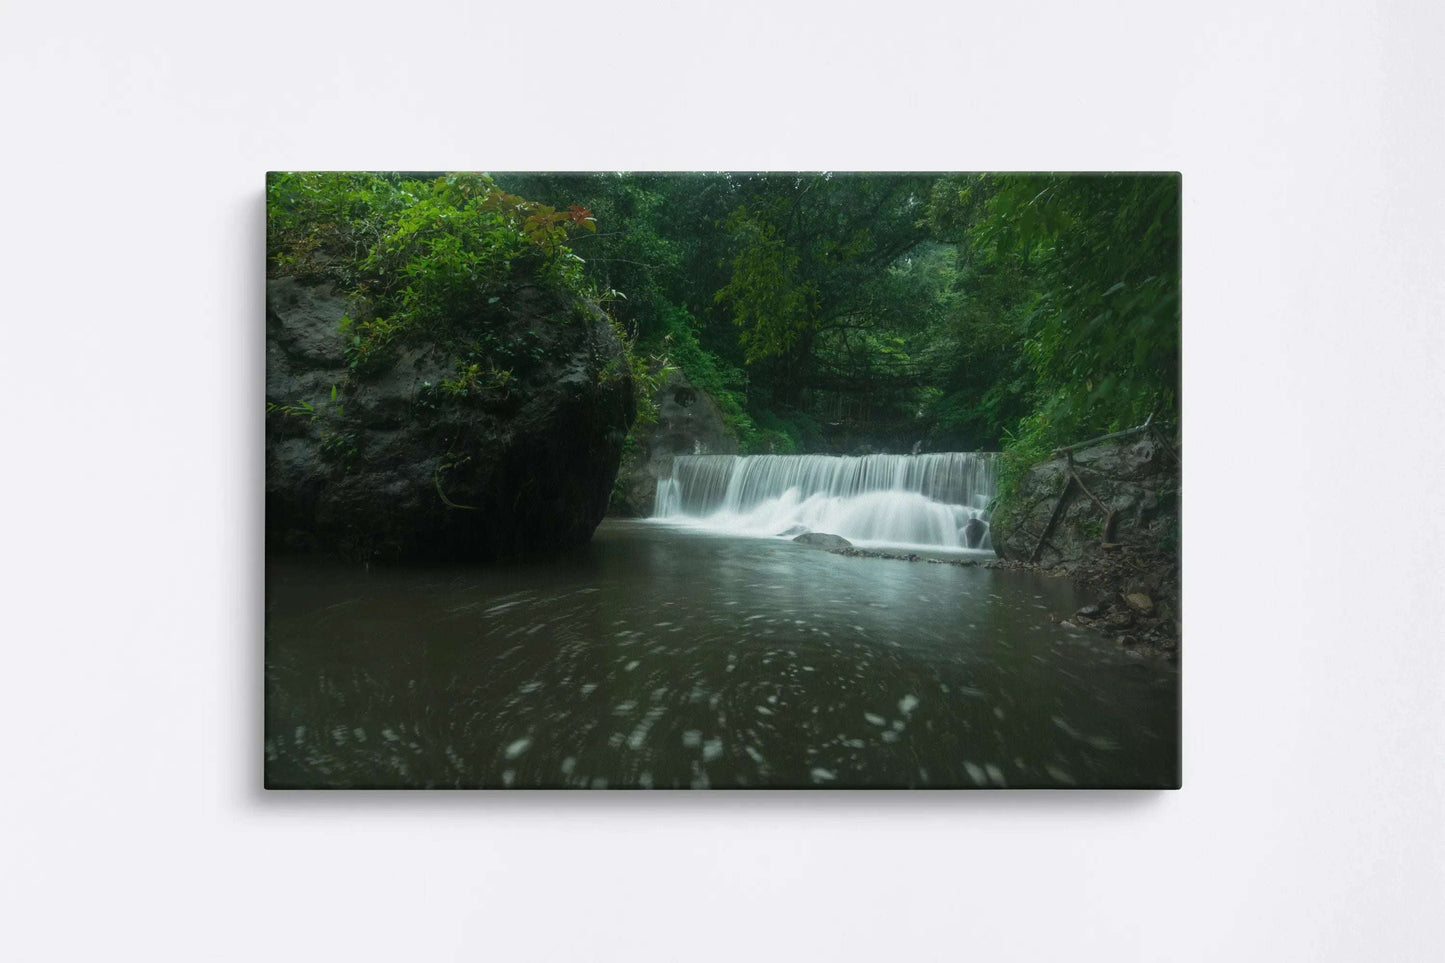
top-left (496, 171), bottom-right (1180, 466)
top-left (270, 170), bottom-right (1180, 473)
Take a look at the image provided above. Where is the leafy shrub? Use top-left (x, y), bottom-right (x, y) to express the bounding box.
top-left (647, 306), bottom-right (756, 445)
top-left (269, 172), bottom-right (657, 417)
top-left (269, 172), bottom-right (599, 375)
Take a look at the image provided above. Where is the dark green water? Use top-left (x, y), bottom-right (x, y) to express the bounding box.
top-left (265, 520), bottom-right (1179, 788)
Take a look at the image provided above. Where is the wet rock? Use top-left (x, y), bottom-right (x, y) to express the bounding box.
top-left (266, 278), bottom-right (634, 561)
top-left (793, 532), bottom-right (852, 550)
top-left (608, 368), bottom-right (739, 517)
top-left (1124, 593), bottom-right (1155, 613)
top-left (776, 524), bottom-right (810, 537)
top-left (962, 517), bottom-right (987, 549)
top-left (990, 434), bottom-right (1184, 654)
top-left (988, 431), bottom-right (1178, 575)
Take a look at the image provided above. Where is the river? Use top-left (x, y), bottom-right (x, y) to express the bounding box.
top-left (265, 519), bottom-right (1179, 789)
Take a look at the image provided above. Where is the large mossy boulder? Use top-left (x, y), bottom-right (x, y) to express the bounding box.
top-left (991, 431), bottom-right (1179, 573)
top-left (609, 368), bottom-right (738, 517)
top-left (266, 277), bottom-right (635, 560)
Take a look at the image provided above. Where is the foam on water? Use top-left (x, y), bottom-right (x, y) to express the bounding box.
top-left (653, 452), bottom-right (997, 552)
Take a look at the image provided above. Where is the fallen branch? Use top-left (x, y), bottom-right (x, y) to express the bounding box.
top-left (1148, 424), bottom-right (1182, 466)
top-left (1051, 416), bottom-right (1153, 457)
top-left (1067, 462), bottom-right (1110, 514)
top-left (1030, 474), bottom-right (1076, 563)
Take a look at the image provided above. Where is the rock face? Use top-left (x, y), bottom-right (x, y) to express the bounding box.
top-left (609, 368), bottom-right (738, 517)
top-left (266, 277), bottom-right (635, 560)
top-left (991, 430), bottom-right (1179, 574)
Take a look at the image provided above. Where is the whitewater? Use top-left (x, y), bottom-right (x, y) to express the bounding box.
top-left (652, 452), bottom-right (997, 552)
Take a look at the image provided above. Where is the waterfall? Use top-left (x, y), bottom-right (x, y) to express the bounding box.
top-left (652, 452), bottom-right (998, 551)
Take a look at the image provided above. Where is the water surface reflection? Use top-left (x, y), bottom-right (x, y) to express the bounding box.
top-left (266, 520), bottom-right (1179, 788)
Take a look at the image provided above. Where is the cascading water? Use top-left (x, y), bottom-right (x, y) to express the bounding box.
top-left (652, 452), bottom-right (998, 552)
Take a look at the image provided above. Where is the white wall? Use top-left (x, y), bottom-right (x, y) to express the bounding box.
top-left (2, 2), bottom-right (1441, 960)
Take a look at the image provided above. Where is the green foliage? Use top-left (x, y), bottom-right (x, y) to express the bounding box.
top-left (745, 408), bottom-right (824, 455)
top-left (497, 172), bottom-right (1177, 469)
top-left (318, 429), bottom-right (361, 470)
top-left (266, 172), bottom-right (411, 279)
top-left (440, 362), bottom-right (514, 400)
top-left (607, 316), bottom-right (668, 430)
top-left (337, 313), bottom-right (404, 373)
top-left (931, 173), bottom-right (1180, 455)
top-left (491, 173), bottom-right (938, 452)
top-left (493, 174), bottom-right (686, 346)
top-left (268, 172), bottom-right (599, 378)
top-left (714, 208), bottom-right (818, 363)
top-left (361, 177), bottom-right (593, 335)
top-left (645, 306), bottom-right (753, 442)
top-left (269, 172), bottom-right (677, 459)
top-left (272, 172), bottom-right (1180, 508)
top-left (265, 398), bottom-right (317, 420)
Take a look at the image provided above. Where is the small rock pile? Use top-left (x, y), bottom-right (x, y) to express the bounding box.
top-left (998, 543), bottom-right (1180, 655)
top-left (1058, 589), bottom-right (1179, 654)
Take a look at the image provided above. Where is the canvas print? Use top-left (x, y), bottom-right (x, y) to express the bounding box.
top-left (265, 172), bottom-right (1180, 789)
